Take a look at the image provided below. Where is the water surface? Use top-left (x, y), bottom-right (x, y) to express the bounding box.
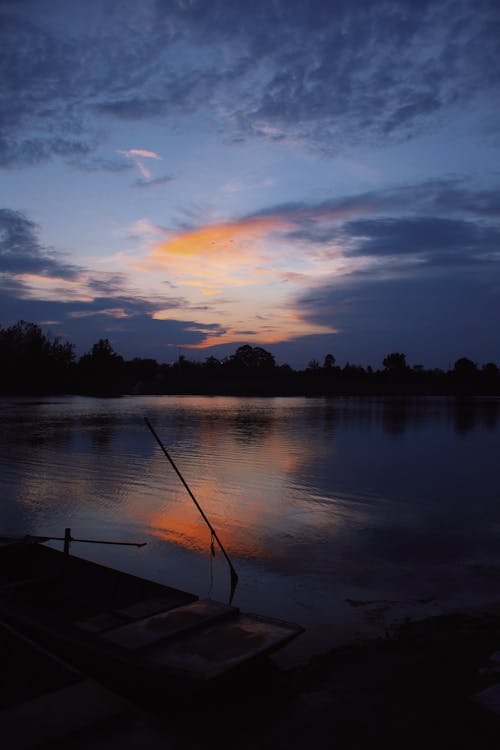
top-left (1, 395), bottom-right (499, 663)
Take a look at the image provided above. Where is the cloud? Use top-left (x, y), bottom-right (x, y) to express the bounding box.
top-left (86, 274), bottom-right (131, 294)
top-left (117, 148), bottom-right (161, 180)
top-left (0, 11), bottom-right (101, 167)
top-left (341, 217), bottom-right (500, 267)
top-left (247, 179), bottom-right (500, 230)
top-left (0, 8), bottom-right (167, 167)
top-left (154, 0), bottom-right (500, 149)
top-left (0, 209), bottom-right (80, 279)
top-left (66, 292), bottom-right (188, 320)
top-left (66, 156), bottom-right (133, 173)
top-left (120, 149), bottom-right (160, 160)
top-left (132, 174), bottom-right (174, 188)
top-left (94, 99), bottom-right (168, 120)
top-left (0, 136), bottom-right (94, 169)
top-left (143, 215), bottom-right (289, 292)
top-left (1, 1), bottom-right (499, 166)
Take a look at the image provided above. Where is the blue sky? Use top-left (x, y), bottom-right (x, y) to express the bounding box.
top-left (1, 0), bottom-right (499, 368)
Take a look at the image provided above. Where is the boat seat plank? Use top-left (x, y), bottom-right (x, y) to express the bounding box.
top-left (100, 598), bottom-right (238, 650)
top-left (74, 591), bottom-right (199, 633)
top-left (112, 592), bottom-right (197, 620)
top-left (141, 614), bottom-right (305, 680)
top-left (74, 611), bottom-right (131, 634)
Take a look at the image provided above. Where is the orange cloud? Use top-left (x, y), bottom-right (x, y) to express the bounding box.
top-left (186, 318), bottom-right (338, 350)
top-left (128, 204), bottom-right (371, 349)
top-left (151, 215), bottom-right (285, 260)
top-left (134, 215), bottom-right (291, 295)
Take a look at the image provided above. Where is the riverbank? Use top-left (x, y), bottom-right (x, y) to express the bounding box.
top-left (181, 608), bottom-right (500, 750)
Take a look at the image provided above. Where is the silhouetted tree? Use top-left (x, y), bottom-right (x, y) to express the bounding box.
top-left (482, 362), bottom-right (498, 375)
top-left (126, 357), bottom-right (159, 393)
top-left (1, 319), bottom-right (500, 397)
top-left (306, 359), bottom-right (320, 370)
top-left (342, 362), bottom-right (366, 379)
top-left (0, 320), bottom-right (74, 393)
top-left (482, 362), bottom-right (499, 380)
top-left (323, 353), bottom-right (336, 369)
top-left (204, 356), bottom-right (221, 370)
top-left (77, 338), bottom-right (125, 395)
top-left (228, 345), bottom-right (275, 372)
top-left (453, 357), bottom-right (478, 376)
top-left (382, 352), bottom-right (408, 375)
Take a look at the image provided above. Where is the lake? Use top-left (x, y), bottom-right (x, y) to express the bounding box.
top-left (1, 395), bottom-right (499, 664)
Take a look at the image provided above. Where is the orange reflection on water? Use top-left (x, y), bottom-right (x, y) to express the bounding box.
top-left (134, 409), bottom-right (323, 561)
top-left (145, 469), bottom-right (273, 560)
top-left (148, 509), bottom-right (268, 560)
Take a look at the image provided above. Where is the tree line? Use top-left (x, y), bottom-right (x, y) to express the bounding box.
top-left (1, 320), bottom-right (499, 397)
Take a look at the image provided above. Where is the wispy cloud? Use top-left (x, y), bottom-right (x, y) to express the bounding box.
top-left (67, 156), bottom-right (133, 173)
top-left (132, 174), bottom-right (174, 189)
top-left (117, 148), bottom-right (161, 179)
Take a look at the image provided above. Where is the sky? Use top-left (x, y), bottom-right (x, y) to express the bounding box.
top-left (1, 0), bottom-right (499, 369)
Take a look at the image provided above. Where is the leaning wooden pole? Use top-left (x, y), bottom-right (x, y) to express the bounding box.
top-left (144, 417), bottom-right (239, 603)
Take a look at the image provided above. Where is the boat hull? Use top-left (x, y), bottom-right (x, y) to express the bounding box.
top-left (0, 539), bottom-right (303, 697)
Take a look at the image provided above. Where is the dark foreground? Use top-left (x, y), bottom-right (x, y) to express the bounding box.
top-left (182, 609), bottom-right (500, 750)
top-left (5, 607), bottom-right (500, 748)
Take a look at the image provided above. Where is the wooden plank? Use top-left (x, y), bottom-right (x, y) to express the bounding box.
top-left (75, 612), bottom-right (131, 634)
top-left (113, 592), bottom-right (197, 620)
top-left (142, 614), bottom-right (304, 680)
top-left (101, 599), bottom-right (238, 650)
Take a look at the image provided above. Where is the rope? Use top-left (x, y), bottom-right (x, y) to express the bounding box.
top-left (207, 530), bottom-right (216, 596)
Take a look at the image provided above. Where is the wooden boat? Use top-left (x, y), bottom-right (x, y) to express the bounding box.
top-left (0, 537), bottom-right (303, 697)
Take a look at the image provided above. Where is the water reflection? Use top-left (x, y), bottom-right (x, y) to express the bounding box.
top-left (372, 397), bottom-right (500, 437)
top-left (1, 395), bottom-right (500, 660)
